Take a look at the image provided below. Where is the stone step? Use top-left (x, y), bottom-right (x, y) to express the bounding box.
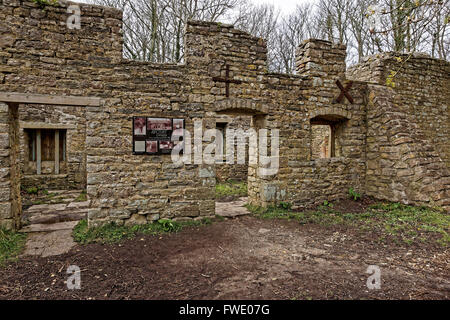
top-left (21, 229), bottom-right (76, 258)
top-left (24, 201), bottom-right (90, 215)
top-left (67, 201), bottom-right (90, 209)
top-left (21, 221), bottom-right (79, 233)
top-left (25, 203), bottom-right (67, 213)
top-left (46, 197), bottom-right (77, 204)
top-left (26, 209), bottom-right (87, 225)
top-left (48, 190), bottom-right (83, 195)
top-left (215, 198), bottom-right (250, 218)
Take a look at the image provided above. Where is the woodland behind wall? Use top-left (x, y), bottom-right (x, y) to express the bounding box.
top-left (88, 0), bottom-right (450, 73)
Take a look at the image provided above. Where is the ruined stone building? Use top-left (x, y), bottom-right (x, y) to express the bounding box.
top-left (0, 1), bottom-right (448, 230)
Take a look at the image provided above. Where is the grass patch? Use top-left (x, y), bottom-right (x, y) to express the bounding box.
top-left (216, 180), bottom-right (248, 200)
top-left (0, 228), bottom-right (27, 266)
top-left (26, 187), bottom-right (39, 195)
top-left (73, 218), bottom-right (213, 245)
top-left (22, 187), bottom-right (72, 206)
top-left (247, 202), bottom-right (450, 246)
top-left (74, 191), bottom-right (87, 202)
top-left (369, 203), bottom-right (450, 246)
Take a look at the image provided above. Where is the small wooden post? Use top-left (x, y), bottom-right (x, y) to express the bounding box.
top-left (62, 132), bottom-right (66, 162)
top-left (31, 131), bottom-right (36, 161)
top-left (330, 125), bottom-right (336, 158)
top-left (54, 130), bottom-right (60, 174)
top-left (36, 129), bottom-right (41, 175)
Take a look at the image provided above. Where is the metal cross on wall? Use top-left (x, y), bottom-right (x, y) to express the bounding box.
top-left (213, 65), bottom-right (242, 98)
top-left (335, 80), bottom-right (354, 104)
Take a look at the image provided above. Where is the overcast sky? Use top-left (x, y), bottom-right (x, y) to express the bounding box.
top-left (250, 0), bottom-right (315, 15)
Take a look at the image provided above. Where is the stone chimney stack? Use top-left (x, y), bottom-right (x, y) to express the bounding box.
top-left (295, 40), bottom-right (346, 82)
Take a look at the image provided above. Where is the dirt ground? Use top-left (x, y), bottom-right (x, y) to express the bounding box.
top-left (1, 215), bottom-right (449, 300)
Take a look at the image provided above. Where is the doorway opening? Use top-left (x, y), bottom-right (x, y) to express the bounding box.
top-left (0, 93), bottom-right (100, 232)
top-left (213, 108), bottom-right (268, 218)
top-left (18, 105), bottom-right (88, 231)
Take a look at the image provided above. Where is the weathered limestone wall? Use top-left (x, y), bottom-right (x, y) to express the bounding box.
top-left (9, 103), bottom-right (20, 229)
top-left (348, 54), bottom-right (450, 210)
top-left (184, 20), bottom-right (271, 207)
top-left (0, 0), bottom-right (123, 77)
top-left (19, 104), bottom-right (87, 190)
top-left (280, 40), bottom-right (367, 209)
top-left (85, 67), bottom-right (212, 227)
top-left (0, 103), bottom-right (11, 229)
top-left (364, 85), bottom-right (449, 211)
top-left (0, 1), bottom-right (212, 227)
top-left (216, 164), bottom-right (248, 183)
top-left (0, 102), bottom-right (20, 230)
top-left (347, 53), bottom-right (450, 168)
top-left (0, 1), bottom-right (448, 229)
top-left (182, 23), bottom-right (362, 209)
top-left (0, 1), bottom-right (370, 225)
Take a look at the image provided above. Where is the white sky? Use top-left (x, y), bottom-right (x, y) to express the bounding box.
top-left (250, 0), bottom-right (316, 15)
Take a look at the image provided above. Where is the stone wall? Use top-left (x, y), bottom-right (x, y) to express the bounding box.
top-left (0, 103), bottom-right (11, 229)
top-left (0, 1), bottom-right (211, 227)
top-left (0, 1), bottom-right (448, 229)
top-left (348, 54), bottom-right (450, 211)
top-left (364, 85), bottom-right (450, 210)
top-left (216, 164), bottom-right (248, 183)
top-left (0, 102), bottom-right (20, 229)
top-left (277, 40), bottom-right (368, 210)
top-left (183, 20), bottom-right (282, 208)
top-left (348, 53), bottom-right (450, 169)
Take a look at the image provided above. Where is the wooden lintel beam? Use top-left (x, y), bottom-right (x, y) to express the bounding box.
top-left (20, 121), bottom-right (76, 130)
top-left (0, 92), bottom-right (102, 106)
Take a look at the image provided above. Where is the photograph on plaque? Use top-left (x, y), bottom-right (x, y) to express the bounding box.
top-left (146, 141), bottom-right (158, 154)
top-left (134, 140), bottom-right (146, 153)
top-left (147, 118), bottom-right (172, 130)
top-left (133, 117), bottom-right (147, 136)
top-left (159, 141), bottom-right (174, 154)
top-left (132, 117), bottom-right (185, 155)
top-left (147, 118), bottom-right (173, 140)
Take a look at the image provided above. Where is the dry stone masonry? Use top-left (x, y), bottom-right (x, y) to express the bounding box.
top-left (347, 54), bottom-right (450, 209)
top-left (0, 0), bottom-right (448, 230)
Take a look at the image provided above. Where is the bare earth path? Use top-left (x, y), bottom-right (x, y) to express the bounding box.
top-left (1, 216), bottom-right (448, 300)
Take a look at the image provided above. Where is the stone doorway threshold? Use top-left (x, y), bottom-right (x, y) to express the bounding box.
top-left (215, 197), bottom-right (250, 218)
top-left (20, 189), bottom-right (89, 258)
